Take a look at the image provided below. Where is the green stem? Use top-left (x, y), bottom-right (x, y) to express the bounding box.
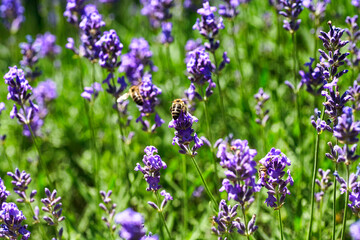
top-left (341, 164), bottom-right (350, 240)
top-left (332, 163), bottom-right (338, 240)
top-left (26, 202), bottom-right (46, 238)
top-left (307, 131), bottom-right (320, 240)
top-left (110, 74), bottom-right (131, 192)
top-left (313, 17), bottom-right (318, 61)
top-left (90, 64), bottom-right (99, 193)
top-left (182, 156), bottom-right (188, 238)
top-left (25, 120), bottom-right (54, 189)
top-left (188, 154), bottom-right (218, 209)
top-left (211, 52), bottom-right (226, 130)
top-left (241, 206), bottom-right (250, 240)
top-left (3, 145), bottom-right (13, 170)
top-left (230, 20), bottom-right (241, 68)
top-left (155, 191), bottom-right (172, 240)
top-left (278, 207), bottom-right (284, 240)
top-left (319, 198), bottom-right (323, 240)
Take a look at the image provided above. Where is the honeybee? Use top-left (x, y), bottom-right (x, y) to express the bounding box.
top-left (258, 165), bottom-right (268, 179)
top-left (117, 85), bottom-right (144, 106)
top-left (170, 99), bottom-right (187, 120)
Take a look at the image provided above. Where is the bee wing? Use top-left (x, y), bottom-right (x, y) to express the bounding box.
top-left (117, 92), bottom-right (130, 103)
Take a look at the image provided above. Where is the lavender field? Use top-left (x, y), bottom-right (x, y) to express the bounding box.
top-left (0, 0), bottom-right (359, 239)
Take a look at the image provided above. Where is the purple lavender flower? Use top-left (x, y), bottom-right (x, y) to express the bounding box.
top-left (193, 1), bottom-right (224, 52)
top-left (349, 80), bottom-right (360, 111)
top-left (160, 22), bottom-right (174, 45)
top-left (218, 52), bottom-right (230, 71)
top-left (135, 146), bottom-right (167, 191)
top-left (348, 177), bottom-right (360, 217)
top-left (218, 0), bottom-right (240, 19)
top-left (0, 178), bottom-right (9, 206)
top-left (19, 36), bottom-right (42, 80)
top-left (345, 15), bottom-right (360, 68)
top-left (103, 74), bottom-right (127, 100)
top-left (34, 32), bottom-right (61, 59)
top-left (33, 79), bottom-right (57, 115)
top-left (41, 188), bottom-right (65, 234)
top-left (352, 0), bottom-right (360, 8)
top-left (326, 141), bottom-right (360, 164)
top-left (269, 0), bottom-right (283, 11)
top-left (78, 5), bottom-right (106, 61)
top-left (310, 108), bottom-right (332, 134)
top-left (119, 38), bottom-right (157, 86)
top-left (142, 233), bottom-right (159, 240)
top-left (333, 107), bottom-right (360, 144)
top-left (217, 139), bottom-right (260, 206)
top-left (350, 220), bottom-right (360, 240)
top-left (0, 202), bottom-right (30, 240)
top-left (184, 83), bottom-right (202, 112)
top-left (303, 0), bottom-right (330, 21)
top-left (321, 79), bottom-right (351, 122)
top-left (7, 168), bottom-right (37, 203)
top-left (114, 208), bottom-right (146, 240)
top-left (314, 168), bottom-right (332, 202)
top-left (254, 88), bottom-right (270, 126)
top-left (96, 29), bottom-right (123, 71)
top-left (169, 111), bottom-right (203, 156)
top-left (81, 82), bottom-right (103, 101)
top-left (148, 190), bottom-right (173, 210)
top-left (63, 0), bottom-right (86, 25)
top-left (211, 199), bottom-right (240, 237)
top-left (99, 190), bottom-right (117, 232)
top-left (140, 0), bottom-right (174, 28)
top-left (259, 148), bottom-right (293, 209)
top-left (185, 39), bottom-right (204, 63)
top-left (278, 0), bottom-right (303, 33)
top-left (299, 58), bottom-right (326, 96)
top-left (0, 0), bottom-right (24, 33)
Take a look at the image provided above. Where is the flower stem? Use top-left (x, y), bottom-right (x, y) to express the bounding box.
top-left (25, 121), bottom-right (54, 189)
top-left (211, 52), bottom-right (226, 130)
top-left (319, 198), bottom-right (323, 240)
top-left (155, 191), bottom-right (172, 240)
top-left (278, 208), bottom-right (284, 240)
top-left (332, 163), bottom-right (338, 240)
top-left (307, 131), bottom-right (320, 240)
top-left (313, 17), bottom-right (318, 61)
top-left (182, 155), bottom-right (188, 238)
top-left (189, 154), bottom-right (218, 209)
top-left (340, 164), bottom-right (350, 240)
top-left (241, 206), bottom-right (250, 240)
top-left (3, 144), bottom-right (13, 170)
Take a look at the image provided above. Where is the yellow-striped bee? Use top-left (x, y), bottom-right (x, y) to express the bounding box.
top-left (258, 165), bottom-right (268, 179)
top-left (170, 99), bottom-right (187, 120)
top-left (117, 84), bottom-right (144, 106)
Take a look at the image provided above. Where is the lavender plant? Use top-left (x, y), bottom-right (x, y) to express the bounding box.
top-left (345, 15), bottom-right (360, 75)
top-left (99, 190), bottom-right (117, 238)
top-left (19, 36), bottom-right (41, 81)
top-left (63, 0), bottom-right (86, 25)
top-left (0, 202), bottom-right (30, 239)
top-left (0, 0), bottom-right (24, 33)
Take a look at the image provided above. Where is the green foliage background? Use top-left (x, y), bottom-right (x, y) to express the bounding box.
top-left (0, 0), bottom-right (359, 239)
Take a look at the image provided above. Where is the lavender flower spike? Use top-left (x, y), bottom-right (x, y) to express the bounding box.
top-left (135, 146), bottom-right (167, 191)
top-left (310, 108), bottom-right (332, 134)
top-left (350, 220), bottom-right (360, 240)
top-left (259, 148), bottom-right (293, 209)
top-left (0, 202), bottom-right (30, 240)
top-left (0, 178), bottom-right (9, 206)
top-left (279, 0), bottom-right (303, 33)
top-left (114, 208), bottom-right (146, 240)
top-left (0, 0), bottom-right (25, 33)
top-left (7, 168), bottom-right (37, 203)
top-left (99, 190), bottom-right (117, 232)
top-left (81, 82), bottom-right (103, 101)
top-left (315, 168), bottom-right (333, 202)
top-left (333, 107), bottom-right (360, 145)
top-left (254, 88), bottom-right (270, 127)
top-left (96, 29), bottom-right (123, 72)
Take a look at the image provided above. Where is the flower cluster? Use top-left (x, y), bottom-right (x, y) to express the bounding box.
top-left (254, 88), bottom-right (270, 127)
top-left (63, 0), bottom-right (86, 25)
top-left (314, 168), bottom-right (333, 202)
top-left (185, 38), bottom-right (204, 63)
top-left (352, 0), bottom-right (360, 8)
top-left (186, 48), bottom-right (216, 99)
top-left (212, 199), bottom-right (258, 239)
top-left (41, 188), bottom-right (65, 238)
top-left (140, 0), bottom-right (174, 28)
top-left (81, 82), bottom-right (103, 102)
top-left (299, 58), bottom-right (326, 96)
top-left (34, 32), bottom-right (61, 59)
top-left (348, 80), bottom-right (360, 111)
top-left (135, 74), bottom-right (164, 133)
top-left (115, 208), bottom-right (158, 240)
top-left (19, 36), bottom-right (42, 80)
top-left (193, 1), bottom-right (224, 53)
top-left (326, 141), bottom-right (359, 164)
top-left (96, 29), bottom-right (123, 72)
top-left (99, 190), bottom-right (117, 232)
top-left (148, 190), bottom-right (173, 211)
top-left (310, 108), bottom-right (332, 134)
top-left (350, 220), bottom-right (360, 240)
top-left (169, 110), bottom-right (203, 156)
top-left (346, 175), bottom-right (360, 217)
top-left (135, 146), bottom-right (167, 191)
top-left (7, 168), bottom-right (37, 203)
top-left (119, 38), bottom-right (157, 85)
top-left (302, 0), bottom-right (330, 21)
top-left (345, 15), bottom-right (360, 68)
top-left (333, 107), bottom-right (360, 145)
top-left (0, 202), bottom-right (30, 240)
top-left (259, 148), bottom-right (293, 209)
top-left (160, 22), bottom-right (174, 45)
top-left (0, 0), bottom-right (24, 33)
top-left (218, 0), bottom-right (240, 19)
top-left (279, 0), bottom-right (303, 33)
top-left (216, 138), bottom-right (260, 206)
top-left (4, 66), bottom-right (41, 131)
top-left (0, 178), bottom-right (9, 206)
